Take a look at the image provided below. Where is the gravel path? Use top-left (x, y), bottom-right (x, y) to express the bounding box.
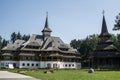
top-left (0, 71), bottom-right (40, 80)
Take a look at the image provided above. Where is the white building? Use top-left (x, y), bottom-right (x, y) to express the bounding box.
top-left (0, 15), bottom-right (81, 69)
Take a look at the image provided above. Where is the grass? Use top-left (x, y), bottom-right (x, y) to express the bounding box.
top-left (1, 69), bottom-right (120, 80)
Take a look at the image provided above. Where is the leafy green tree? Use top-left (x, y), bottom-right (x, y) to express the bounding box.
top-left (79, 34), bottom-right (99, 57)
top-left (78, 40), bottom-right (88, 56)
top-left (70, 39), bottom-right (82, 51)
top-left (113, 13), bottom-right (120, 30)
top-left (110, 34), bottom-right (120, 52)
top-left (115, 34), bottom-right (120, 52)
top-left (117, 34), bottom-right (120, 51)
top-left (70, 34), bottom-right (99, 57)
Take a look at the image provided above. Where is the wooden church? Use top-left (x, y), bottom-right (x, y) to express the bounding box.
top-left (91, 14), bottom-right (120, 69)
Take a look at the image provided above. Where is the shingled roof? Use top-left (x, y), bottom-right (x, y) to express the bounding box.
top-left (99, 15), bottom-right (111, 37)
top-left (2, 40), bottom-right (25, 50)
top-left (1, 15), bottom-right (77, 54)
top-left (92, 15), bottom-right (119, 57)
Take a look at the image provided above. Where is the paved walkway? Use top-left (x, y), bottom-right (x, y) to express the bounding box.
top-left (0, 71), bottom-right (40, 80)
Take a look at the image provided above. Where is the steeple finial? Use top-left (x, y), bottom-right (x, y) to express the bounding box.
top-left (44, 12), bottom-right (49, 28)
top-left (102, 10), bottom-right (105, 16)
top-left (46, 12), bottom-right (48, 17)
top-left (100, 11), bottom-right (110, 37)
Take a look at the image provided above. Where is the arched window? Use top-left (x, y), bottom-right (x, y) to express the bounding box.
top-left (69, 64), bottom-right (71, 67)
top-left (36, 64), bottom-right (38, 66)
top-left (32, 63), bottom-right (34, 66)
top-left (27, 63), bottom-right (29, 66)
top-left (65, 64), bottom-right (67, 67)
top-left (22, 63), bottom-right (25, 66)
top-left (72, 64), bottom-right (74, 67)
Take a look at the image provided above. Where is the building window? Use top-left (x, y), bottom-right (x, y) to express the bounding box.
top-left (77, 64), bottom-right (80, 67)
top-left (13, 63), bottom-right (16, 68)
top-left (4, 56), bottom-right (12, 60)
top-left (6, 64), bottom-right (8, 67)
top-left (47, 57), bottom-right (51, 61)
top-left (69, 64), bottom-right (71, 67)
top-left (36, 64), bottom-right (38, 66)
top-left (32, 63), bottom-right (34, 66)
top-left (72, 64), bottom-right (74, 67)
top-left (1, 63), bottom-right (4, 66)
top-left (22, 63), bottom-right (25, 66)
top-left (28, 57), bottom-right (31, 60)
top-left (27, 63), bottom-right (29, 66)
top-left (53, 64), bottom-right (57, 69)
top-left (53, 57), bottom-right (57, 61)
top-left (65, 64), bottom-right (67, 67)
top-left (26, 57), bottom-right (28, 60)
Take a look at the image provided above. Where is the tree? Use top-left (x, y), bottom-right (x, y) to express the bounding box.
top-left (0, 35), bottom-right (9, 49)
top-left (110, 34), bottom-right (120, 52)
top-left (113, 13), bottom-right (120, 30)
top-left (11, 32), bottom-right (17, 43)
top-left (2, 39), bottom-right (8, 48)
top-left (17, 32), bottom-right (22, 39)
top-left (0, 36), bottom-right (2, 50)
top-left (11, 32), bottom-right (30, 43)
top-left (116, 34), bottom-right (120, 52)
top-left (22, 34), bottom-right (30, 41)
top-left (70, 34), bottom-right (99, 67)
top-left (70, 39), bottom-right (81, 51)
top-left (70, 34), bottom-right (99, 57)
top-left (79, 34), bottom-right (99, 57)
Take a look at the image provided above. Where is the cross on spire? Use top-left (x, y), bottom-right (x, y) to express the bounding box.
top-left (100, 11), bottom-right (111, 37)
top-left (46, 12), bottom-right (48, 17)
top-left (102, 10), bottom-right (105, 15)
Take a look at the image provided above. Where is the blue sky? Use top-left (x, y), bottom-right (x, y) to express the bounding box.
top-left (0, 0), bottom-right (120, 43)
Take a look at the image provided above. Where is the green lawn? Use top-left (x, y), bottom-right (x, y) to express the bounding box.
top-left (5, 69), bottom-right (120, 80)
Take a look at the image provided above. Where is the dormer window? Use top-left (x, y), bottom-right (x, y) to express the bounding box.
top-left (58, 44), bottom-right (69, 51)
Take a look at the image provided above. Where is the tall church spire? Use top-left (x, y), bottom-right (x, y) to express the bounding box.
top-left (42, 12), bottom-right (52, 39)
top-left (100, 11), bottom-right (110, 37)
top-left (44, 12), bottom-right (49, 28)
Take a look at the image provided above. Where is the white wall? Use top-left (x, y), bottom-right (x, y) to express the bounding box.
top-left (40, 61), bottom-right (81, 69)
top-left (0, 60), bottom-right (81, 69)
top-left (19, 61), bottom-right (39, 68)
top-left (0, 61), bottom-right (18, 68)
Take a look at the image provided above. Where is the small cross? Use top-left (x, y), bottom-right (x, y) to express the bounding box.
top-left (46, 12), bottom-right (48, 17)
top-left (102, 10), bottom-right (105, 15)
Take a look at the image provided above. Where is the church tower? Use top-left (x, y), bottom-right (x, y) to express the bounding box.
top-left (99, 15), bottom-right (111, 43)
top-left (42, 13), bottom-right (52, 40)
top-left (96, 14), bottom-right (115, 51)
top-left (91, 12), bottom-right (120, 69)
